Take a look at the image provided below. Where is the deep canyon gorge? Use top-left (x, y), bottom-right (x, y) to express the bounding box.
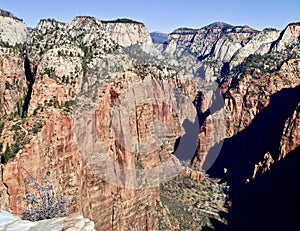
top-left (0, 9), bottom-right (299, 230)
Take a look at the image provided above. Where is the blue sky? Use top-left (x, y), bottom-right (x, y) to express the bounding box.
top-left (1, 0), bottom-right (300, 33)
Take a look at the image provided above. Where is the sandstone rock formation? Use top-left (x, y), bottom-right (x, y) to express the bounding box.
top-left (69, 16), bottom-right (152, 47)
top-left (0, 11), bottom-right (163, 231)
top-left (103, 19), bottom-right (152, 46)
top-left (162, 21), bottom-right (300, 175)
top-left (162, 21), bottom-right (299, 82)
top-left (0, 11), bottom-right (201, 230)
top-left (271, 22), bottom-right (300, 52)
top-left (0, 10), bottom-right (27, 46)
top-left (163, 22), bottom-right (260, 81)
top-left (195, 58), bottom-right (300, 181)
top-left (0, 9), bottom-right (299, 231)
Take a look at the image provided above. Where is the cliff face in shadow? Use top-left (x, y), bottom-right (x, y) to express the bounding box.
top-left (205, 85), bottom-right (300, 230)
top-left (205, 145), bottom-right (300, 231)
top-left (207, 85), bottom-right (300, 184)
top-left (227, 145), bottom-right (300, 231)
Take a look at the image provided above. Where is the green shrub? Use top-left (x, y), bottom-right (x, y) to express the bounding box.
top-left (1, 145), bottom-right (15, 164)
top-left (5, 81), bottom-right (13, 90)
top-left (0, 122), bottom-right (4, 136)
top-left (30, 122), bottom-right (43, 134)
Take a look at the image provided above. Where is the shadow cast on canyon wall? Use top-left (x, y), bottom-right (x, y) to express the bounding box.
top-left (204, 145), bottom-right (300, 231)
top-left (174, 89), bottom-right (224, 162)
top-left (203, 85), bottom-right (300, 230)
top-left (22, 56), bottom-right (36, 118)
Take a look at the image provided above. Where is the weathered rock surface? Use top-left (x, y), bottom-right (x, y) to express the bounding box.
top-left (0, 12), bottom-right (162, 231)
top-left (103, 19), bottom-right (152, 46)
top-left (0, 53), bottom-right (27, 115)
top-left (0, 18), bottom-right (200, 230)
top-left (163, 21), bottom-right (300, 82)
top-left (194, 58), bottom-right (300, 177)
top-left (271, 22), bottom-right (300, 52)
top-left (0, 10), bottom-right (27, 45)
top-left (230, 28), bottom-right (280, 67)
top-left (163, 22), bottom-right (260, 81)
top-left (0, 210), bottom-right (95, 231)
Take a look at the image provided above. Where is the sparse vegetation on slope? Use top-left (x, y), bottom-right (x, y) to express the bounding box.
top-left (22, 174), bottom-right (68, 221)
top-left (157, 174), bottom-right (230, 230)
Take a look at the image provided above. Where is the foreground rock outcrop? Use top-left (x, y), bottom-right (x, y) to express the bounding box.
top-left (0, 210), bottom-right (95, 231)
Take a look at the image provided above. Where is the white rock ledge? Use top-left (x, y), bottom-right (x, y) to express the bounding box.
top-left (0, 211), bottom-right (95, 231)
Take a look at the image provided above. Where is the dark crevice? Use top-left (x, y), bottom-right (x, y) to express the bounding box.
top-left (220, 62), bottom-right (230, 77)
top-left (22, 56), bottom-right (36, 118)
top-left (269, 28), bottom-right (286, 52)
top-left (197, 42), bottom-right (218, 62)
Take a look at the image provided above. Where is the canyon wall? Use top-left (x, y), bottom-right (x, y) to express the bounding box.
top-left (0, 9), bottom-right (299, 231)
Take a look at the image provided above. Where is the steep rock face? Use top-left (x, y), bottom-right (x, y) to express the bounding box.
top-left (36, 17), bottom-right (152, 48)
top-left (0, 44), bottom-right (27, 212)
top-left (0, 53), bottom-right (27, 115)
top-left (272, 22), bottom-right (300, 51)
top-left (165, 23), bottom-right (258, 61)
top-left (1, 58), bottom-right (200, 231)
top-left (103, 20), bottom-right (152, 46)
top-left (1, 10), bottom-right (300, 231)
top-left (163, 22), bottom-right (300, 82)
top-left (279, 103), bottom-right (300, 159)
top-left (69, 16), bottom-right (152, 47)
top-left (0, 13), bottom-right (160, 230)
top-left (222, 66), bottom-right (300, 136)
top-left (0, 10), bottom-right (27, 45)
top-left (196, 60), bottom-right (300, 231)
top-left (163, 23), bottom-right (260, 81)
top-left (0, 167), bottom-right (9, 212)
top-left (199, 59), bottom-right (300, 183)
top-left (164, 21), bottom-right (300, 171)
top-left (230, 28), bottom-right (280, 66)
top-left (1, 110), bottom-right (163, 231)
top-left (278, 59), bottom-right (300, 159)
top-left (36, 19), bottom-right (67, 33)
top-left (2, 97), bottom-right (161, 231)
